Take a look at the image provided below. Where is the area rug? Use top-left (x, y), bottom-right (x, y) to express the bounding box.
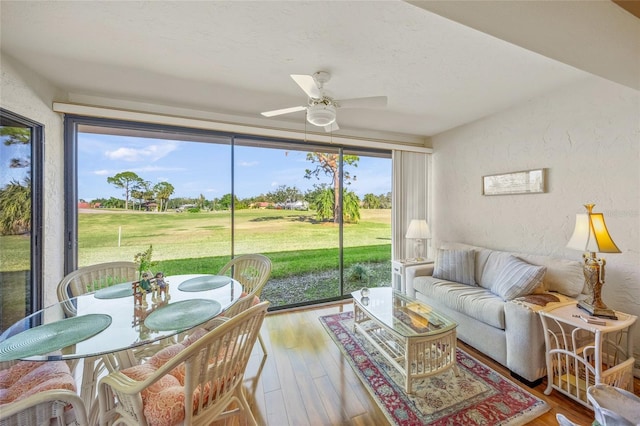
top-left (320, 311), bottom-right (549, 426)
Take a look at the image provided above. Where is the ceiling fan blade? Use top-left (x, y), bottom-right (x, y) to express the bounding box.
top-left (291, 74), bottom-right (321, 98)
top-left (261, 106), bottom-right (306, 117)
top-left (336, 96), bottom-right (387, 109)
top-left (324, 121), bottom-right (339, 132)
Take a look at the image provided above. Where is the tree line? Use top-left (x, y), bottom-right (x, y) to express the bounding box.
top-left (91, 153), bottom-right (391, 224)
top-left (105, 171), bottom-right (175, 212)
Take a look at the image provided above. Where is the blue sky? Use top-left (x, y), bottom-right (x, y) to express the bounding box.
top-left (78, 133), bottom-right (391, 201)
top-left (0, 136), bottom-right (30, 186)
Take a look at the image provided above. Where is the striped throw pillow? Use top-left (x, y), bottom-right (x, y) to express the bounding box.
top-left (433, 249), bottom-right (476, 286)
top-left (492, 255), bottom-right (546, 300)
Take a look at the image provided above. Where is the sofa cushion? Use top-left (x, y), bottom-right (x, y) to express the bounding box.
top-left (516, 253), bottom-right (584, 297)
top-left (442, 242), bottom-right (584, 297)
top-left (413, 276), bottom-right (505, 329)
top-left (491, 255), bottom-right (547, 300)
top-left (433, 249), bottom-right (476, 286)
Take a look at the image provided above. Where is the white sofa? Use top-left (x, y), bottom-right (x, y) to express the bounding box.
top-left (406, 242), bottom-right (586, 385)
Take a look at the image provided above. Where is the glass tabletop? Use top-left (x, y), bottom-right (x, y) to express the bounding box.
top-left (0, 274), bottom-right (242, 362)
top-left (352, 287), bottom-right (456, 337)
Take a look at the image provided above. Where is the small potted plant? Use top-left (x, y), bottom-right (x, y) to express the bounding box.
top-left (133, 245), bottom-right (155, 306)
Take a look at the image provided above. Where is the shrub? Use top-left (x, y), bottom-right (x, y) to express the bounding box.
top-left (347, 263), bottom-right (371, 282)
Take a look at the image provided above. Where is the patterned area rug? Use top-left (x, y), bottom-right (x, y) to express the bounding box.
top-left (320, 311), bottom-right (549, 426)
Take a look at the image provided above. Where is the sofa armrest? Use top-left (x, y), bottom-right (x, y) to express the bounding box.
top-left (503, 301), bottom-right (548, 383)
top-left (405, 264), bottom-right (435, 297)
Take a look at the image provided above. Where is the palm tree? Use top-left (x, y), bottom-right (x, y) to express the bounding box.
top-left (314, 188), bottom-right (335, 221)
top-left (0, 178), bottom-right (30, 235)
top-left (313, 188), bottom-right (360, 223)
top-left (304, 153), bottom-right (359, 223)
top-left (153, 181), bottom-right (174, 212)
top-left (343, 190), bottom-right (361, 223)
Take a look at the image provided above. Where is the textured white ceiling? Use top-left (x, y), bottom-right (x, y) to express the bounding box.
top-left (1, 1), bottom-right (633, 139)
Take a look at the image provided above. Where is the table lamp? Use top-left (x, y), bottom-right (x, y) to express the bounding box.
top-left (566, 204), bottom-right (621, 319)
top-left (406, 219), bottom-right (430, 261)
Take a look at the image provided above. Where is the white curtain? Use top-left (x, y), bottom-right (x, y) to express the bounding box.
top-left (392, 150), bottom-right (432, 261)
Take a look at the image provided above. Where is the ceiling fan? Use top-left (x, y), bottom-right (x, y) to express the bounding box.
top-left (261, 71), bottom-right (387, 132)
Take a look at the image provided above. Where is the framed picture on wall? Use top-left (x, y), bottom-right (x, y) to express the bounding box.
top-left (482, 168), bottom-right (546, 196)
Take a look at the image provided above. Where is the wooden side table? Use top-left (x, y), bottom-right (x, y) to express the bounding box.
top-left (539, 303), bottom-right (637, 408)
top-left (391, 259), bottom-right (433, 293)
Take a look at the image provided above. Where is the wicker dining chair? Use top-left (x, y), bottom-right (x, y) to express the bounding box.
top-left (98, 302), bottom-right (269, 426)
top-left (218, 254), bottom-right (272, 354)
top-left (0, 360), bottom-right (89, 426)
top-left (56, 261), bottom-right (139, 317)
top-left (217, 254), bottom-right (271, 299)
top-left (55, 261), bottom-right (141, 414)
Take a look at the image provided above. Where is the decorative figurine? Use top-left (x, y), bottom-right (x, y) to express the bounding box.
top-left (139, 272), bottom-right (152, 292)
top-left (153, 271), bottom-right (170, 301)
top-left (133, 272), bottom-right (152, 308)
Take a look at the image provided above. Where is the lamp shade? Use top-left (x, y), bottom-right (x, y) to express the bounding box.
top-left (566, 205), bottom-right (621, 253)
top-left (405, 219), bottom-right (431, 239)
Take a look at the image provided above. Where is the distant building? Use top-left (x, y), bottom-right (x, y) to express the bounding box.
top-left (142, 202), bottom-right (158, 211)
top-left (275, 201), bottom-right (309, 210)
top-left (250, 202), bottom-right (273, 209)
top-left (175, 204), bottom-right (196, 212)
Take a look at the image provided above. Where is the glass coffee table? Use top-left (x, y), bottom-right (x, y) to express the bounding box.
top-left (352, 287), bottom-right (458, 394)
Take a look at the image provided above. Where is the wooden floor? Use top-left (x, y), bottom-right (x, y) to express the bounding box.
top-left (225, 301), bottom-right (637, 426)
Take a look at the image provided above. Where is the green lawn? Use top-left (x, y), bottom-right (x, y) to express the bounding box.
top-left (1, 208), bottom-right (391, 273)
top-left (1, 208), bottom-right (392, 309)
top-left (74, 208), bottom-right (391, 267)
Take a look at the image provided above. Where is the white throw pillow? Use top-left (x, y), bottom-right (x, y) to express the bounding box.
top-left (433, 249), bottom-right (476, 286)
top-left (492, 255), bottom-right (546, 300)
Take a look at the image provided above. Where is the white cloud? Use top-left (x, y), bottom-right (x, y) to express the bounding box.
top-left (238, 161), bottom-right (258, 167)
top-left (105, 142), bottom-right (179, 162)
top-left (91, 165), bottom-right (186, 176)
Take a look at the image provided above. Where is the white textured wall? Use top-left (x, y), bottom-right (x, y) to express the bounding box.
top-left (1, 52), bottom-right (66, 307)
top-left (431, 75), bottom-right (640, 370)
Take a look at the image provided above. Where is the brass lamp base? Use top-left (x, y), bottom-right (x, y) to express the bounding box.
top-left (577, 300), bottom-right (618, 320)
top-left (578, 252), bottom-right (618, 320)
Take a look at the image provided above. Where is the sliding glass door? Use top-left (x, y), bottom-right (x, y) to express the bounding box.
top-left (0, 108), bottom-right (43, 332)
top-left (341, 149), bottom-right (392, 296)
top-left (72, 122), bottom-right (232, 271)
top-left (233, 140), bottom-right (343, 306)
top-left (66, 116), bottom-right (391, 309)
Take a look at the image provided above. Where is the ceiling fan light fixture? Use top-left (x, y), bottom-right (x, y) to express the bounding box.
top-left (307, 103), bottom-right (336, 127)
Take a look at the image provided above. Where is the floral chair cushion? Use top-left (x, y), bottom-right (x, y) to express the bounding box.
top-left (0, 360), bottom-right (76, 404)
top-left (119, 328), bottom-right (213, 426)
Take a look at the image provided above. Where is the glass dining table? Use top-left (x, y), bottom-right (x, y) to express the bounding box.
top-left (0, 274), bottom-right (242, 362)
top-left (0, 274), bottom-right (242, 423)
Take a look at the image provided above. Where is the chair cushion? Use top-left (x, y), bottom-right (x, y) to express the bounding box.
top-left (181, 328), bottom-right (208, 346)
top-left (240, 291), bottom-right (261, 306)
top-left (491, 255), bottom-right (547, 300)
top-left (433, 249), bottom-right (477, 286)
top-left (121, 364), bottom-right (185, 426)
top-left (0, 361), bottom-right (76, 404)
top-left (121, 359), bottom-right (216, 426)
top-left (0, 361), bottom-right (41, 388)
top-left (148, 343), bottom-right (188, 385)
